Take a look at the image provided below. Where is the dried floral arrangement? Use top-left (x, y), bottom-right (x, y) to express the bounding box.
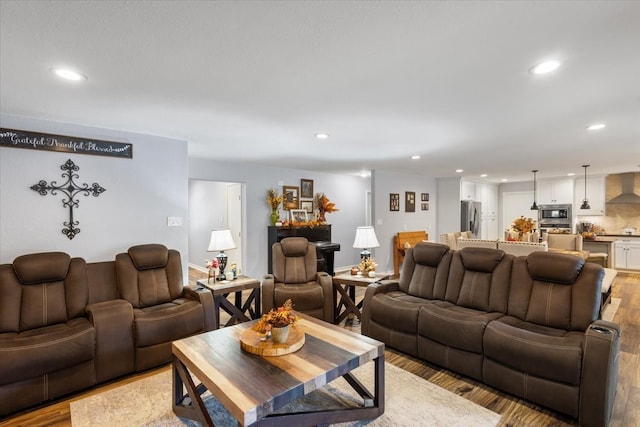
top-left (510, 216), bottom-right (536, 234)
top-left (252, 299), bottom-right (298, 333)
top-left (315, 192), bottom-right (338, 222)
top-left (267, 189), bottom-right (283, 212)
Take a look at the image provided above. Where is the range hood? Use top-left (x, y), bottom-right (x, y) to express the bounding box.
top-left (607, 173), bottom-right (640, 204)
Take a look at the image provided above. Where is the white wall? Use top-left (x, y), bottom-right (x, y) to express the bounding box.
top-left (188, 158), bottom-right (370, 279)
top-left (0, 114), bottom-right (189, 278)
top-left (372, 170), bottom-right (437, 274)
top-left (436, 177), bottom-right (462, 238)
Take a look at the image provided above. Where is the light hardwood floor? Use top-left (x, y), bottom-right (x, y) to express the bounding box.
top-left (1, 269), bottom-right (638, 427)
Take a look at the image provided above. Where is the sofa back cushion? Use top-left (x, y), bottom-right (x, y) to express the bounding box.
top-left (272, 237), bottom-right (318, 284)
top-left (116, 244), bottom-right (183, 308)
top-left (445, 247), bottom-right (513, 312)
top-left (508, 252), bottom-right (602, 331)
top-left (399, 243), bottom-right (452, 299)
top-left (0, 253), bottom-right (88, 333)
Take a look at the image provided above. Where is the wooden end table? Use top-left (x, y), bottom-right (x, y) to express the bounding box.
top-left (197, 275), bottom-right (261, 328)
top-left (172, 313), bottom-right (385, 426)
top-left (333, 272), bottom-right (389, 324)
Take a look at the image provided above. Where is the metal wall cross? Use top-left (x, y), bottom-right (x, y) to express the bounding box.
top-left (31, 159), bottom-right (106, 239)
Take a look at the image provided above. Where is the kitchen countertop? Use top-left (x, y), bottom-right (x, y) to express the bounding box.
top-left (587, 235), bottom-right (640, 242)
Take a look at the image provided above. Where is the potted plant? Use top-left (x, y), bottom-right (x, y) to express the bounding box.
top-left (252, 299), bottom-right (298, 343)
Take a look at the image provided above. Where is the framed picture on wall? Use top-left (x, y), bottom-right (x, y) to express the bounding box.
top-left (300, 179), bottom-right (314, 198)
top-left (421, 203), bottom-right (429, 211)
top-left (301, 200), bottom-right (313, 213)
top-left (283, 186), bottom-right (299, 209)
top-left (405, 191), bottom-right (415, 212)
top-left (390, 193), bottom-right (400, 211)
top-left (289, 209), bottom-right (308, 223)
top-left (421, 193), bottom-right (429, 202)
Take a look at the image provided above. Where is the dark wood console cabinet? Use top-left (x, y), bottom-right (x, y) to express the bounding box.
top-left (267, 225), bottom-right (340, 275)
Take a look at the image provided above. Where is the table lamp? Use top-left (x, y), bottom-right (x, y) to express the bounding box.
top-left (353, 226), bottom-right (380, 260)
top-left (207, 228), bottom-right (236, 281)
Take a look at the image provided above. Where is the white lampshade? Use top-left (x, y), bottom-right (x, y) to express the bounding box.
top-left (207, 229), bottom-right (236, 252)
top-left (353, 226), bottom-right (380, 249)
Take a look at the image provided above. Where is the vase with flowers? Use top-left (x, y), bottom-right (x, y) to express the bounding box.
top-left (267, 188), bottom-right (283, 226)
top-left (315, 192), bottom-right (339, 223)
top-left (359, 257), bottom-right (377, 277)
top-left (509, 216), bottom-right (537, 241)
top-left (252, 299), bottom-right (298, 343)
top-left (205, 258), bottom-right (219, 283)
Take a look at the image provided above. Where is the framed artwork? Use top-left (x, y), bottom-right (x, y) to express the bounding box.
top-left (289, 209), bottom-right (308, 223)
top-left (301, 200), bottom-right (314, 213)
top-left (283, 186), bottom-right (299, 209)
top-left (300, 179), bottom-right (314, 198)
top-left (421, 203), bottom-right (430, 211)
top-left (390, 193), bottom-right (400, 211)
top-left (405, 191), bottom-right (415, 212)
top-left (421, 193), bottom-right (429, 202)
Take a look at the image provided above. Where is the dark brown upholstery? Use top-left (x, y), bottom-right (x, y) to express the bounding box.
top-left (361, 243), bottom-right (620, 427)
top-left (0, 253), bottom-right (96, 416)
top-left (262, 237), bottom-right (333, 322)
top-left (116, 244), bottom-right (213, 371)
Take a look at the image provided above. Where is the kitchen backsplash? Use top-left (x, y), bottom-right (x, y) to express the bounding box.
top-left (578, 173), bottom-right (640, 234)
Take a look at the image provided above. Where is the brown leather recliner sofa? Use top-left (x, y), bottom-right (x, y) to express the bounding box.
top-left (362, 242), bottom-right (620, 427)
top-left (0, 244), bottom-right (215, 416)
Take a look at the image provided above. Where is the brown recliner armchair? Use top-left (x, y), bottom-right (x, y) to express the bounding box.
top-left (115, 244), bottom-right (215, 371)
top-left (262, 237), bottom-right (334, 322)
top-left (0, 252), bottom-right (96, 416)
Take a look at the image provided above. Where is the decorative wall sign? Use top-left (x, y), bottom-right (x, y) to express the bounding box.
top-left (390, 193), bottom-right (400, 211)
top-left (421, 193), bottom-right (429, 202)
top-left (1, 128), bottom-right (132, 159)
top-left (421, 203), bottom-right (430, 211)
top-left (405, 192), bottom-right (415, 212)
top-left (31, 159), bottom-right (106, 239)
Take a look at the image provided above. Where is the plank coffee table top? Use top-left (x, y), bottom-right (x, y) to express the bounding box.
top-left (172, 313), bottom-right (385, 426)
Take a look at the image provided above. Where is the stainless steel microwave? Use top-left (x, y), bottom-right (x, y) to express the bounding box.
top-left (539, 204), bottom-right (572, 221)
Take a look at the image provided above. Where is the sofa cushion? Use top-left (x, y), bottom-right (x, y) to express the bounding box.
top-left (369, 291), bottom-right (433, 334)
top-left (399, 243), bottom-right (452, 299)
top-left (526, 251), bottom-right (584, 284)
top-left (12, 252), bottom-right (71, 284)
top-left (128, 244), bottom-right (169, 270)
top-left (418, 303), bottom-right (504, 353)
top-left (274, 282), bottom-right (324, 311)
top-left (484, 316), bottom-right (584, 385)
top-left (134, 299), bottom-right (203, 347)
top-left (0, 318), bottom-right (95, 385)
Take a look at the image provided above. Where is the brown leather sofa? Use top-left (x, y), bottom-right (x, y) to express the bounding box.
top-left (362, 243), bottom-right (620, 427)
top-left (0, 244), bottom-right (215, 416)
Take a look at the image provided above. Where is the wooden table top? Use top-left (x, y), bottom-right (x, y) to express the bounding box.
top-left (197, 275), bottom-right (260, 294)
top-left (333, 272), bottom-right (390, 287)
top-left (172, 313), bottom-right (384, 426)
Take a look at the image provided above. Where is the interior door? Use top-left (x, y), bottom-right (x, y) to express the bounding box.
top-left (227, 183), bottom-right (243, 274)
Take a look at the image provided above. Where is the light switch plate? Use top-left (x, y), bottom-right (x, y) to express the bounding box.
top-left (167, 217), bottom-right (183, 227)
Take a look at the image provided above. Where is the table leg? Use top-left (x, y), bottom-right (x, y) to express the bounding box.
top-left (334, 283), bottom-right (360, 325)
top-left (172, 356), bottom-right (214, 426)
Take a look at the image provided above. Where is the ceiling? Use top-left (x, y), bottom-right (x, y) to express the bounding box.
top-left (1, 1), bottom-right (639, 183)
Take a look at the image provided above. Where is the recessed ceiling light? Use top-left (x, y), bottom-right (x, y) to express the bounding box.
top-left (586, 123), bottom-right (606, 131)
top-left (530, 60), bottom-right (560, 75)
top-left (315, 133), bottom-right (329, 139)
top-left (480, 174), bottom-right (488, 178)
top-left (501, 178), bottom-right (509, 182)
top-left (455, 169), bottom-right (464, 173)
top-left (50, 68), bottom-right (87, 81)
top-left (567, 173), bottom-right (575, 176)
top-left (411, 155), bottom-right (421, 160)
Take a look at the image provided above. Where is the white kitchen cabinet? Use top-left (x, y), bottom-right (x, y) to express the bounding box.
top-left (614, 239), bottom-right (640, 270)
top-left (574, 176), bottom-right (606, 216)
top-left (538, 179), bottom-right (574, 204)
top-left (460, 180), bottom-right (477, 201)
top-left (480, 215), bottom-right (499, 240)
top-left (477, 183), bottom-right (498, 216)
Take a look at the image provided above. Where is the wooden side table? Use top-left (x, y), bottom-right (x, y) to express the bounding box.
top-left (197, 276), bottom-right (261, 328)
top-left (332, 272), bottom-right (389, 324)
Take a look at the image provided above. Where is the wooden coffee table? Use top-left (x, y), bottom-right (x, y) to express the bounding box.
top-left (172, 313), bottom-right (385, 426)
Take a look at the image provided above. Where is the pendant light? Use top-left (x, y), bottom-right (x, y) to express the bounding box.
top-left (580, 165), bottom-right (591, 210)
top-left (530, 169), bottom-right (539, 210)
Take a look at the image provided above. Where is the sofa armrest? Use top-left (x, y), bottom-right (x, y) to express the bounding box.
top-left (184, 285), bottom-right (216, 331)
top-left (262, 274), bottom-right (275, 314)
top-left (579, 320), bottom-right (621, 427)
top-left (361, 280), bottom-right (400, 335)
top-left (86, 299), bottom-right (135, 382)
top-left (316, 271), bottom-right (334, 323)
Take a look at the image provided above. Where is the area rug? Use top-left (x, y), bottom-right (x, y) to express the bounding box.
top-left (71, 361), bottom-right (501, 427)
top-left (602, 297), bottom-right (621, 322)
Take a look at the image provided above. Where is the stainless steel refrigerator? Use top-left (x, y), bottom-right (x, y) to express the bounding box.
top-left (461, 200), bottom-right (482, 237)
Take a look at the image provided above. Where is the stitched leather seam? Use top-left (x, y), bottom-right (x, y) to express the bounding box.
top-left (0, 328), bottom-right (92, 351)
top-left (135, 304), bottom-right (200, 322)
top-left (490, 327), bottom-right (581, 352)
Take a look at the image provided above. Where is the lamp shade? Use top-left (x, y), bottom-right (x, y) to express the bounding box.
top-left (207, 229), bottom-right (236, 252)
top-left (353, 226), bottom-right (380, 249)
